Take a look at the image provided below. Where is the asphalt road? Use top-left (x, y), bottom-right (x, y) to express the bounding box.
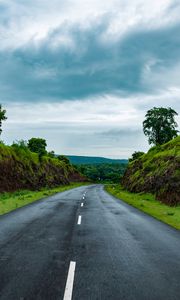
top-left (0, 184), bottom-right (180, 300)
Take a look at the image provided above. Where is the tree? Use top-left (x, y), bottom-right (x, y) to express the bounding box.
top-left (57, 155), bottom-right (71, 165)
top-left (27, 138), bottom-right (47, 157)
top-left (143, 107), bottom-right (179, 145)
top-left (129, 151), bottom-right (145, 162)
top-left (0, 104), bottom-right (7, 135)
top-left (48, 150), bottom-right (56, 158)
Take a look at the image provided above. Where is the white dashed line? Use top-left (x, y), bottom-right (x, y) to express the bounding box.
top-left (81, 203), bottom-right (84, 207)
top-left (77, 215), bottom-right (82, 225)
top-left (63, 261), bottom-right (76, 300)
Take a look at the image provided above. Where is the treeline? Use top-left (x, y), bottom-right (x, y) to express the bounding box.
top-left (76, 163), bottom-right (127, 183)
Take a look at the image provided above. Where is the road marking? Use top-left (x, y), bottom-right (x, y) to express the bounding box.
top-left (77, 215), bottom-right (82, 225)
top-left (83, 196), bottom-right (85, 200)
top-left (81, 203), bottom-right (84, 207)
top-left (63, 261), bottom-right (76, 300)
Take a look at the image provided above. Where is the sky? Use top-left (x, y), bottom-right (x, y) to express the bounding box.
top-left (0, 0), bottom-right (180, 158)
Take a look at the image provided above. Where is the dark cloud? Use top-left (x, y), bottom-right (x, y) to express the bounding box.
top-left (167, 0), bottom-right (180, 11)
top-left (1, 19), bottom-right (180, 103)
top-left (98, 128), bottom-right (141, 137)
top-left (96, 128), bottom-right (143, 142)
top-left (95, 128), bottom-right (148, 153)
top-left (0, 3), bottom-right (10, 26)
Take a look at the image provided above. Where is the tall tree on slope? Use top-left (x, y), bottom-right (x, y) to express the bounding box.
top-left (0, 104), bottom-right (7, 136)
top-left (143, 107), bottom-right (179, 145)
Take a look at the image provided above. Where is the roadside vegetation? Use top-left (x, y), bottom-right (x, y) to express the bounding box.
top-left (122, 136), bottom-right (180, 206)
top-left (122, 107), bottom-right (179, 206)
top-left (0, 183), bottom-right (87, 215)
top-left (105, 185), bottom-right (180, 230)
top-left (0, 142), bottom-right (86, 193)
top-left (107, 107), bottom-right (180, 228)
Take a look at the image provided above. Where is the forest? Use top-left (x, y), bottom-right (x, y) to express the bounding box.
top-left (75, 163), bottom-right (127, 183)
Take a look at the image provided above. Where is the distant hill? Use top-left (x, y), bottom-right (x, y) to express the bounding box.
top-left (66, 155), bottom-right (128, 165)
top-left (122, 136), bottom-right (180, 206)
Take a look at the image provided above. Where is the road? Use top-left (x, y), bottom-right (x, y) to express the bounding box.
top-left (0, 184), bottom-right (180, 300)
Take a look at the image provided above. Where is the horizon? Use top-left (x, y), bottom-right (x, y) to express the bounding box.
top-left (66, 154), bottom-right (129, 160)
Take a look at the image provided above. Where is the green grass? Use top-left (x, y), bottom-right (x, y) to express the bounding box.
top-left (123, 136), bottom-right (180, 206)
top-left (0, 183), bottom-right (88, 215)
top-left (105, 184), bottom-right (180, 230)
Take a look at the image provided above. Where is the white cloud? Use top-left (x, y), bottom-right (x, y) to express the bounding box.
top-left (0, 0), bottom-right (177, 49)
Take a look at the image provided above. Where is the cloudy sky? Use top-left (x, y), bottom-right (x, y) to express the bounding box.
top-left (0, 0), bottom-right (180, 158)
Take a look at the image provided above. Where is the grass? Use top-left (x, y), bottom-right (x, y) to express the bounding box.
top-left (124, 136), bottom-right (180, 206)
top-left (105, 184), bottom-right (180, 230)
top-left (0, 183), bottom-right (88, 216)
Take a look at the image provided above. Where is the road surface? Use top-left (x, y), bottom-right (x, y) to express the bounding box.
top-left (0, 184), bottom-right (180, 300)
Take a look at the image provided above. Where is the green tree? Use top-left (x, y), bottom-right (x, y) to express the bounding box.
top-left (27, 138), bottom-right (47, 158)
top-left (57, 155), bottom-right (71, 165)
top-left (0, 104), bottom-right (7, 135)
top-left (143, 107), bottom-right (179, 145)
top-left (48, 150), bottom-right (55, 158)
top-left (129, 151), bottom-right (145, 162)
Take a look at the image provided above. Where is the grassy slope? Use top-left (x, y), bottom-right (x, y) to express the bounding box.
top-left (0, 183), bottom-right (88, 215)
top-left (105, 185), bottom-right (180, 230)
top-left (122, 136), bottom-right (180, 205)
top-left (0, 143), bottom-right (85, 192)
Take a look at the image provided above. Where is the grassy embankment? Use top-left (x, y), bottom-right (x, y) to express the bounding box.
top-left (0, 142), bottom-right (88, 215)
top-left (122, 136), bottom-right (180, 206)
top-left (105, 185), bottom-right (180, 230)
top-left (0, 143), bottom-right (87, 193)
top-left (0, 182), bottom-right (88, 215)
